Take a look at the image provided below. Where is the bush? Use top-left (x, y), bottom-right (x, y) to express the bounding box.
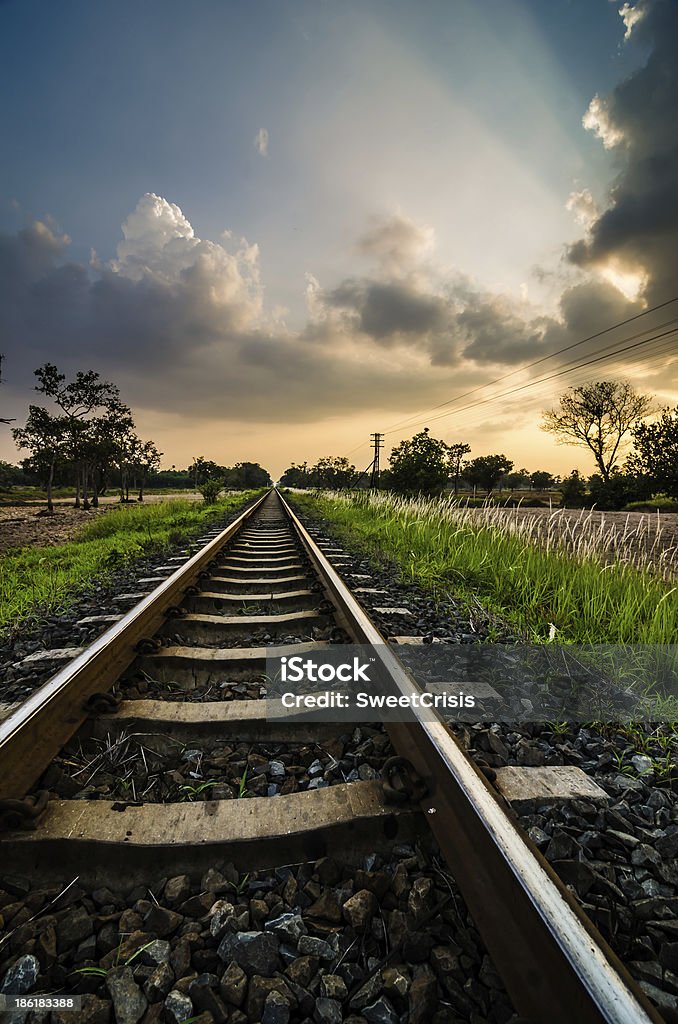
top-left (198, 479), bottom-right (224, 504)
top-left (587, 472), bottom-right (651, 511)
top-left (559, 471), bottom-right (587, 508)
top-left (624, 496), bottom-right (678, 512)
top-left (503, 497), bottom-right (547, 508)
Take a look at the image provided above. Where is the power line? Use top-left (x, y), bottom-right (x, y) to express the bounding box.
top-left (406, 324), bottom-right (678, 433)
top-left (423, 336), bottom-right (678, 437)
top-left (342, 323), bottom-right (678, 462)
top-left (341, 292), bottom-right (678, 458)
top-left (381, 296), bottom-right (678, 436)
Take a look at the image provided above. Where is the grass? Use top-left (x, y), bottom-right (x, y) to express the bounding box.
top-left (291, 491), bottom-right (678, 645)
top-left (0, 492), bottom-right (260, 634)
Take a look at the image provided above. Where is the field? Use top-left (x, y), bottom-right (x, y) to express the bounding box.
top-left (291, 491), bottom-right (678, 645)
top-left (0, 492), bottom-right (258, 632)
top-left (0, 492), bottom-right (204, 555)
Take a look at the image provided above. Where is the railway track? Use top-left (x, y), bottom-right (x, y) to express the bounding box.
top-left (0, 489), bottom-right (664, 1022)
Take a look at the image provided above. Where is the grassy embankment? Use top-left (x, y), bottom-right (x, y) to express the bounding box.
top-left (291, 491), bottom-right (678, 645)
top-left (0, 492), bottom-right (260, 633)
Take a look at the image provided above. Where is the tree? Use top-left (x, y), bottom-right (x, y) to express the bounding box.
top-left (559, 470), bottom-right (587, 509)
top-left (33, 364), bottom-right (126, 508)
top-left (388, 429), bottom-right (451, 495)
top-left (198, 478), bottom-right (224, 504)
top-left (188, 458), bottom-right (224, 488)
top-left (448, 442), bottom-right (471, 494)
top-left (309, 456), bottom-right (355, 489)
top-left (542, 381), bottom-right (653, 484)
top-left (463, 454), bottom-right (513, 496)
top-left (279, 462), bottom-right (311, 488)
top-left (132, 439), bottom-right (163, 501)
top-left (82, 399), bottom-right (135, 506)
top-left (530, 470), bottom-right (555, 491)
top-left (587, 471), bottom-right (650, 511)
top-left (0, 461), bottom-right (27, 488)
top-left (505, 468), bottom-right (530, 492)
top-left (630, 406), bottom-right (678, 498)
top-left (227, 462), bottom-right (272, 489)
top-left (12, 406), bottom-right (67, 512)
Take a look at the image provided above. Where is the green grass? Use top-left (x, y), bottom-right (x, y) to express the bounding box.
top-left (292, 491), bottom-right (678, 644)
top-left (0, 492), bottom-right (260, 634)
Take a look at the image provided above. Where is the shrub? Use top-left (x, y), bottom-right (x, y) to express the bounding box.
top-left (198, 480), bottom-right (224, 504)
top-left (624, 496), bottom-right (678, 512)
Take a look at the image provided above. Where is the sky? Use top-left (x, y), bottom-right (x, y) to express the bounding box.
top-left (1, 0), bottom-right (677, 479)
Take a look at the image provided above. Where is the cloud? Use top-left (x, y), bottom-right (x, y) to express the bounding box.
top-left (566, 189), bottom-right (599, 230)
top-left (1, 198), bottom-right (481, 423)
top-left (619, 1), bottom-right (648, 39)
top-left (358, 213), bottom-right (434, 278)
top-left (569, 0), bottom-right (678, 304)
top-left (3, 102), bottom-right (676, 440)
top-left (582, 95), bottom-right (625, 149)
top-left (324, 279), bottom-right (447, 342)
top-left (254, 127), bottom-right (269, 157)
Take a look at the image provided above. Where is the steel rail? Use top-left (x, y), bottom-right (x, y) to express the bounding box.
top-left (277, 489), bottom-right (661, 1024)
top-left (0, 487), bottom-right (663, 1022)
top-left (0, 490), bottom-right (269, 800)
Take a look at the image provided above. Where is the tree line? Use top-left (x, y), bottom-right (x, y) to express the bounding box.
top-left (280, 380), bottom-right (678, 509)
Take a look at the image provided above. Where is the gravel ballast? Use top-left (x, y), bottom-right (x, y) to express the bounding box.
top-left (294, 500), bottom-right (678, 1016)
top-left (0, 845), bottom-right (519, 1024)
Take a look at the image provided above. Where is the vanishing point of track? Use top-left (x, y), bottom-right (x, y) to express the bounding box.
top-left (0, 490), bottom-right (663, 1023)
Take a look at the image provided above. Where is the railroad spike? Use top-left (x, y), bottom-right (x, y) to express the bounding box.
top-left (135, 636), bottom-right (163, 654)
top-left (381, 755), bottom-right (430, 804)
top-left (164, 605), bottom-right (187, 618)
top-left (83, 691), bottom-right (120, 714)
top-left (0, 790), bottom-right (49, 831)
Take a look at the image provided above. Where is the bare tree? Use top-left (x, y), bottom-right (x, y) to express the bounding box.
top-left (542, 381), bottom-right (653, 484)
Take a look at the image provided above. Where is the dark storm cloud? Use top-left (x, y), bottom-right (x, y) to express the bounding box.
top-left (0, 202), bottom-right (482, 423)
top-left (568, 0), bottom-right (678, 303)
top-left (326, 279), bottom-right (446, 340)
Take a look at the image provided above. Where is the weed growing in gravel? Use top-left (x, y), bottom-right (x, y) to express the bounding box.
top-left (293, 491), bottom-right (678, 645)
top-left (0, 492), bottom-right (260, 633)
top-left (179, 780), bottom-right (220, 800)
top-left (73, 938), bottom-right (157, 977)
top-left (227, 873), bottom-right (250, 895)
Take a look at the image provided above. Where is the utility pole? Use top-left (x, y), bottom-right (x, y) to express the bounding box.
top-left (369, 432), bottom-right (384, 488)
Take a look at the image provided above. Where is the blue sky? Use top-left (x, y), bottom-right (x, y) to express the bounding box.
top-left (1, 0), bottom-right (675, 475)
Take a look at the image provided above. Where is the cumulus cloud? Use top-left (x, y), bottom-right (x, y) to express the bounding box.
top-left (358, 213), bottom-right (434, 278)
top-left (582, 95), bottom-right (625, 149)
top-left (569, 0), bottom-right (678, 305)
top-left (619, 1), bottom-right (648, 38)
top-left (5, 0), bottom-right (678, 444)
top-left (566, 189), bottom-right (599, 230)
top-left (0, 198), bottom-right (480, 422)
top-left (0, 193), bottom-right (654, 431)
top-left (254, 128), bottom-right (269, 157)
